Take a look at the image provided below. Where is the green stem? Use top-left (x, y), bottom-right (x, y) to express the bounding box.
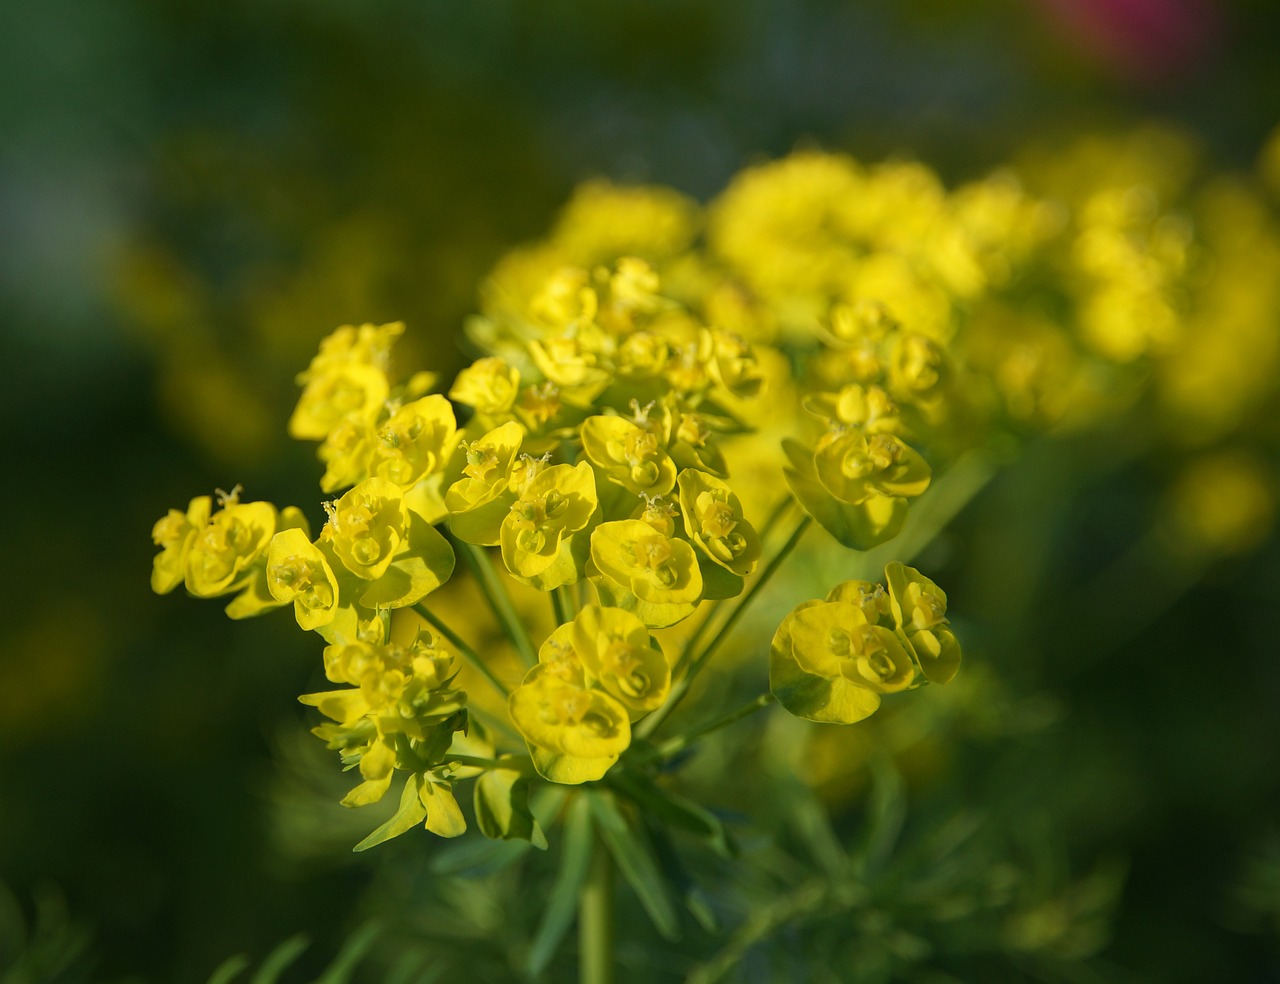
top-left (552, 584), bottom-right (575, 626)
top-left (454, 538), bottom-right (539, 667)
top-left (639, 515), bottom-right (811, 740)
top-left (757, 494), bottom-right (796, 542)
top-left (579, 827), bottom-right (615, 984)
top-left (645, 692), bottom-right (775, 763)
top-left (672, 500), bottom-right (798, 680)
top-left (445, 753), bottom-right (535, 775)
top-left (415, 604), bottom-right (511, 697)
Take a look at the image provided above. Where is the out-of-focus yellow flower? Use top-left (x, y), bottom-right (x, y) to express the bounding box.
top-left (450, 357), bottom-right (521, 419)
top-left (1163, 450), bottom-right (1276, 557)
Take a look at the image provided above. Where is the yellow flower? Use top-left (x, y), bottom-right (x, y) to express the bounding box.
top-left (266, 528), bottom-right (341, 631)
top-left (449, 357), bottom-right (520, 417)
top-left (580, 414), bottom-right (676, 498)
top-left (150, 495), bottom-right (212, 594)
top-left (508, 661), bottom-right (631, 784)
top-left (590, 520), bottom-right (703, 628)
top-left (185, 497), bottom-right (278, 598)
top-left (445, 421), bottom-right (525, 546)
top-left (676, 469), bottom-right (760, 576)
top-left (300, 629), bottom-right (469, 842)
top-left (499, 460), bottom-right (597, 587)
top-left (324, 478), bottom-right (408, 581)
top-left (571, 605), bottom-right (670, 720)
top-left (770, 600), bottom-right (917, 725)
top-left (812, 430), bottom-right (931, 505)
top-left (369, 394), bottom-right (458, 489)
top-left (885, 562), bottom-right (962, 685)
top-left (289, 363), bottom-right (389, 441)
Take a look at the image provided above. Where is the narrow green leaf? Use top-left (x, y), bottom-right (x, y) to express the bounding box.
top-left (431, 835), bottom-right (531, 877)
top-left (310, 921), bottom-right (379, 984)
top-left (527, 794), bottom-right (594, 976)
top-left (648, 819), bottom-right (720, 934)
top-left (854, 754), bottom-right (906, 878)
top-left (385, 951), bottom-right (440, 984)
top-left (609, 768), bottom-right (735, 857)
top-left (588, 791), bottom-right (682, 941)
top-left (207, 955), bottom-right (250, 984)
top-left (249, 935), bottom-right (309, 984)
top-left (786, 780), bottom-right (849, 878)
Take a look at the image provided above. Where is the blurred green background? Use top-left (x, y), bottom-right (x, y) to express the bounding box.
top-left (3, 1), bottom-right (1280, 981)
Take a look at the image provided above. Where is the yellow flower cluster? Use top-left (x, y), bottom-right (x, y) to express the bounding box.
top-left (771, 563), bottom-right (960, 725)
top-left (152, 129), bottom-right (1280, 848)
top-left (300, 626), bottom-right (471, 847)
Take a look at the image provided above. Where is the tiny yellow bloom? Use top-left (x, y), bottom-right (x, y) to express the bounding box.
top-left (185, 498), bottom-right (277, 598)
top-left (369, 394), bottom-right (458, 489)
top-left (676, 469), bottom-right (761, 576)
top-left (580, 414), bottom-right (676, 498)
top-left (323, 478), bottom-right (407, 581)
top-left (499, 460), bottom-right (597, 585)
top-left (590, 520), bottom-right (703, 628)
top-left (571, 605), bottom-right (670, 720)
top-left (885, 562), bottom-right (961, 685)
top-left (150, 495), bottom-right (212, 594)
top-left (508, 663), bottom-right (631, 784)
top-left (266, 528), bottom-right (341, 631)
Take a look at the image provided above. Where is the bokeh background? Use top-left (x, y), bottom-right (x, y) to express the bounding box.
top-left (3, 1), bottom-right (1280, 981)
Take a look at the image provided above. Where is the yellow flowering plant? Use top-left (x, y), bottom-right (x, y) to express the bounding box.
top-left (151, 132), bottom-right (1280, 981)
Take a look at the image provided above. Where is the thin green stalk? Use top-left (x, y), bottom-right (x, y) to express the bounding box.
top-left (757, 494), bottom-right (796, 542)
top-left (454, 538), bottom-right (539, 666)
top-left (415, 604), bottom-right (510, 697)
top-left (639, 514), bottom-right (811, 740)
top-left (579, 827), bottom-right (615, 984)
top-left (551, 584), bottom-right (575, 626)
top-left (445, 753), bottom-right (536, 775)
top-left (646, 692), bottom-right (775, 763)
top-left (672, 497), bottom-right (798, 679)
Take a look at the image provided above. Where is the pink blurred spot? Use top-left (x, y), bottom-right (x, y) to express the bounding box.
top-left (1035, 0), bottom-right (1222, 82)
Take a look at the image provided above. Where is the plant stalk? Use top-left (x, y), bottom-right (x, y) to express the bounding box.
top-left (454, 538), bottom-right (539, 666)
top-left (639, 514), bottom-right (810, 740)
top-left (638, 692), bottom-right (775, 764)
top-left (579, 828), bottom-right (615, 984)
top-left (415, 604), bottom-right (510, 697)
